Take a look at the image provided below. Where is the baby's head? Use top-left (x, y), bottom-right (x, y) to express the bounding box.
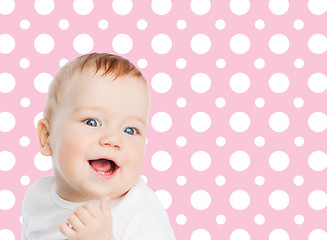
top-left (37, 53), bottom-right (150, 202)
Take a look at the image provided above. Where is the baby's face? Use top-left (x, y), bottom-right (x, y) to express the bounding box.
top-left (48, 69), bottom-right (149, 202)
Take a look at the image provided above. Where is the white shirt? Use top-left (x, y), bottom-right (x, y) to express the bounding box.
top-left (22, 176), bottom-right (176, 240)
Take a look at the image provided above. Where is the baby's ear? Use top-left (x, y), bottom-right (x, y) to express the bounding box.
top-left (37, 118), bottom-right (52, 156)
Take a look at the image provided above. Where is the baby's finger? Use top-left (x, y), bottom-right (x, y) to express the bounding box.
top-left (59, 221), bottom-right (75, 239)
top-left (100, 196), bottom-right (112, 218)
top-left (74, 205), bottom-right (93, 225)
top-left (83, 201), bottom-right (102, 218)
top-left (67, 212), bottom-right (84, 231)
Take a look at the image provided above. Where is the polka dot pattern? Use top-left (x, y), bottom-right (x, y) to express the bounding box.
top-left (1, 1), bottom-right (327, 239)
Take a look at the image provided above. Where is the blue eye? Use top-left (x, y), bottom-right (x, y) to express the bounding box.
top-left (84, 119), bottom-right (101, 127)
top-left (123, 127), bottom-right (137, 135)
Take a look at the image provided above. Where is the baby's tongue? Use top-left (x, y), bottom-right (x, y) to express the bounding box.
top-left (90, 159), bottom-right (111, 173)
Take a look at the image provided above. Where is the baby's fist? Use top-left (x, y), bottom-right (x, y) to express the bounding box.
top-left (60, 197), bottom-right (114, 240)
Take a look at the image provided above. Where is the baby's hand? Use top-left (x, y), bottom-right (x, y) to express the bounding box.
top-left (59, 197), bottom-right (115, 240)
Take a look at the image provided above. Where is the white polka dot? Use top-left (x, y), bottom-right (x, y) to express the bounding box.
top-left (308, 190), bottom-right (327, 210)
top-left (293, 97), bottom-right (304, 108)
top-left (34, 0), bottom-right (54, 15)
top-left (176, 214), bottom-right (187, 225)
top-left (230, 229), bottom-right (251, 240)
top-left (308, 112), bottom-right (327, 132)
top-left (308, 0), bottom-right (327, 15)
top-left (215, 19), bottom-right (226, 30)
top-left (191, 112), bottom-right (211, 132)
top-left (191, 190), bottom-right (211, 210)
top-left (269, 112), bottom-right (289, 132)
top-left (137, 58), bottom-right (148, 69)
top-left (216, 136), bottom-right (226, 147)
top-left (151, 112), bottom-right (172, 132)
top-left (112, 0), bottom-right (133, 15)
top-left (151, 151), bottom-right (172, 171)
top-left (230, 151), bottom-right (251, 172)
top-left (73, 34), bottom-right (94, 54)
top-left (255, 176), bottom-right (265, 186)
top-left (191, 73), bottom-right (211, 93)
top-left (155, 190), bottom-right (172, 209)
top-left (20, 19), bottom-right (30, 30)
top-left (176, 136), bottom-right (187, 147)
top-left (269, 0), bottom-right (289, 15)
top-left (177, 176), bottom-right (187, 186)
top-left (20, 58), bottom-right (30, 69)
top-left (308, 151), bottom-right (327, 171)
top-left (294, 58), bottom-right (304, 68)
top-left (190, 0), bottom-right (211, 15)
top-left (293, 19), bottom-right (304, 30)
top-left (177, 97), bottom-right (187, 108)
top-left (230, 73), bottom-right (250, 93)
top-left (0, 190), bottom-right (15, 210)
top-left (269, 190), bottom-right (289, 210)
top-left (20, 136), bottom-right (30, 147)
top-left (294, 214), bottom-right (304, 225)
top-left (176, 58), bottom-right (187, 69)
top-left (0, 73), bottom-right (15, 93)
top-left (20, 175), bottom-right (31, 186)
top-left (34, 152), bottom-right (53, 171)
top-left (254, 214), bottom-right (265, 225)
top-left (34, 34), bottom-right (54, 54)
top-left (191, 229), bottom-right (211, 240)
top-left (191, 34), bottom-right (211, 54)
top-left (216, 58), bottom-right (226, 68)
top-left (151, 34), bottom-right (172, 54)
top-left (255, 19), bottom-right (265, 30)
top-left (137, 19), bottom-right (148, 30)
top-left (269, 229), bottom-right (290, 240)
top-left (308, 73), bottom-right (327, 93)
top-left (230, 0), bottom-right (251, 15)
top-left (0, 151), bottom-right (15, 171)
top-left (230, 112), bottom-right (251, 132)
top-left (216, 215), bottom-right (226, 225)
top-left (308, 34), bottom-right (327, 54)
top-left (151, 0), bottom-right (172, 15)
top-left (215, 97), bottom-right (226, 108)
top-left (0, 34), bottom-right (15, 54)
top-left (215, 175), bottom-right (226, 186)
top-left (254, 136), bottom-right (265, 147)
top-left (0, 112), bottom-right (15, 132)
top-left (254, 58), bottom-right (265, 69)
top-left (34, 112), bottom-right (44, 128)
top-left (0, 229), bottom-right (15, 240)
top-left (293, 175), bottom-right (304, 186)
top-left (151, 73), bottom-right (172, 93)
top-left (255, 98), bottom-right (265, 108)
top-left (230, 190), bottom-right (251, 210)
top-left (58, 19), bottom-right (69, 30)
top-left (230, 34), bottom-right (250, 54)
top-left (34, 72), bottom-right (53, 93)
top-left (177, 19), bottom-right (187, 30)
top-left (294, 136), bottom-right (304, 147)
top-left (98, 19), bottom-right (108, 30)
top-left (309, 229), bottom-right (327, 240)
top-left (191, 151), bottom-right (211, 171)
top-left (269, 34), bottom-right (290, 54)
top-left (20, 97), bottom-right (30, 108)
top-left (73, 0), bottom-right (94, 15)
top-left (269, 73), bottom-right (290, 93)
top-left (59, 58), bottom-right (69, 67)
top-left (0, 0), bottom-right (15, 15)
top-left (269, 151), bottom-right (290, 171)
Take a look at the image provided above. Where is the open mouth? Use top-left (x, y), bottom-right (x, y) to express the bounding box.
top-left (88, 158), bottom-right (119, 179)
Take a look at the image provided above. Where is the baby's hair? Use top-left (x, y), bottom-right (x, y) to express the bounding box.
top-left (44, 52), bottom-right (145, 122)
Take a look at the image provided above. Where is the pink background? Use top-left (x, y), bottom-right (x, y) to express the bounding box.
top-left (1, 0), bottom-right (327, 239)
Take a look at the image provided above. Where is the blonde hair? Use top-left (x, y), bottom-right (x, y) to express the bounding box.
top-left (44, 53), bottom-right (145, 122)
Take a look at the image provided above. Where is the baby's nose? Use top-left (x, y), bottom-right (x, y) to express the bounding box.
top-left (99, 133), bottom-right (121, 149)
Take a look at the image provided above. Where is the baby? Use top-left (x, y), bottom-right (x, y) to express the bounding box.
top-left (22, 53), bottom-right (176, 240)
